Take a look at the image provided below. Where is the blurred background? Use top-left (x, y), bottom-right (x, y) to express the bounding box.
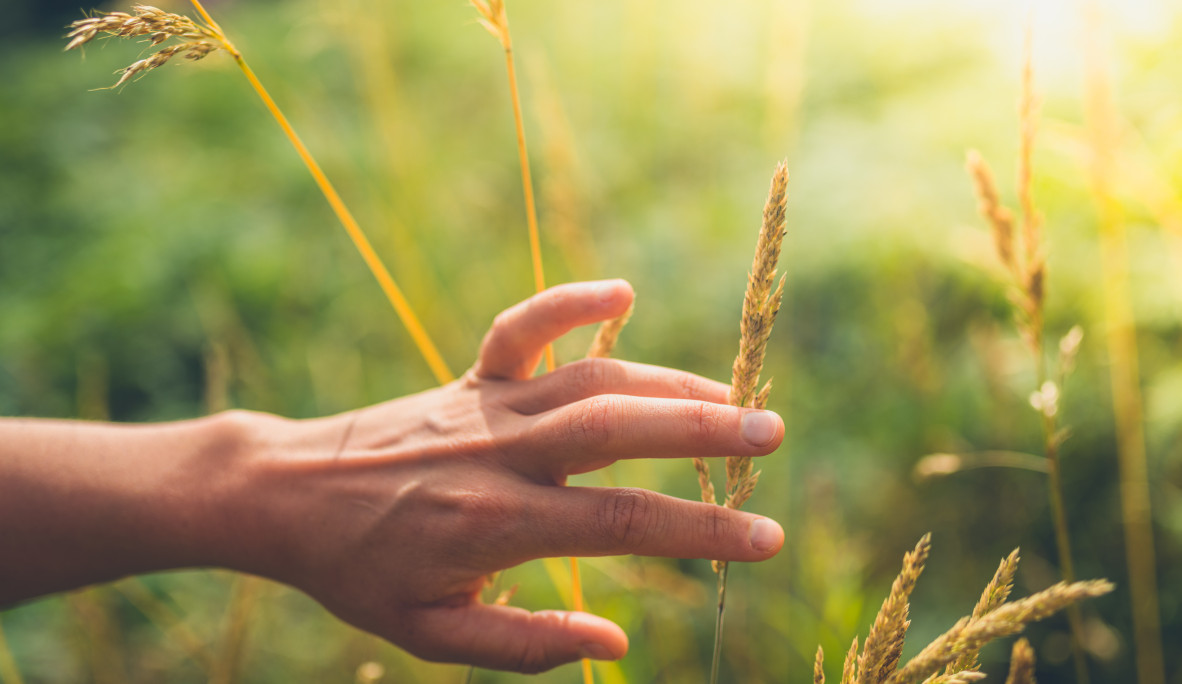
top-left (1, 0), bottom-right (1180, 681)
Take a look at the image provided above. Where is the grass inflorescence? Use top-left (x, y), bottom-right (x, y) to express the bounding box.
top-left (813, 537), bottom-right (1112, 684)
top-left (699, 161), bottom-right (789, 684)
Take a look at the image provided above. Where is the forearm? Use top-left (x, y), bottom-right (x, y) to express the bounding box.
top-left (0, 411), bottom-right (272, 606)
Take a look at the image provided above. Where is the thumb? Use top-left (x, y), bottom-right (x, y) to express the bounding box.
top-left (408, 603), bottom-right (628, 673)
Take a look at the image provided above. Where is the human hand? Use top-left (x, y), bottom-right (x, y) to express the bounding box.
top-left (223, 279), bottom-right (785, 672)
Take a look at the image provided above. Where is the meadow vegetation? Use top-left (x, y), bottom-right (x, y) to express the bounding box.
top-left (0, 0), bottom-right (1180, 681)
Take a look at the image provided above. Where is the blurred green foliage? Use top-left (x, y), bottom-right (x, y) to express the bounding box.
top-left (1, 0), bottom-right (1181, 682)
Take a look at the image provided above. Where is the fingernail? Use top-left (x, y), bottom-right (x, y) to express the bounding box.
top-left (593, 280), bottom-right (619, 304)
top-left (740, 411), bottom-right (779, 446)
top-left (579, 642), bottom-right (616, 661)
top-left (748, 518), bottom-right (783, 553)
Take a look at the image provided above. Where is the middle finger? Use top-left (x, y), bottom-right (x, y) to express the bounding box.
top-left (511, 395), bottom-right (782, 478)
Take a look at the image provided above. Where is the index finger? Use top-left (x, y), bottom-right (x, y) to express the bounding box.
top-left (474, 280), bottom-right (634, 381)
top-left (502, 358), bottom-right (731, 415)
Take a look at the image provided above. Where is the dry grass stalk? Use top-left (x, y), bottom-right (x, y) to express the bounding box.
top-left (964, 22), bottom-right (1092, 681)
top-left (1082, 5), bottom-right (1166, 684)
top-left (886, 580), bottom-right (1113, 684)
top-left (724, 162), bottom-right (789, 511)
top-left (815, 646), bottom-right (826, 684)
top-left (943, 548), bottom-right (1020, 674)
top-left (65, 6), bottom-right (224, 89)
top-left (0, 619), bottom-right (26, 684)
top-left (587, 305), bottom-right (634, 359)
top-left (1004, 638), bottom-right (1037, 684)
top-left (66, 1), bottom-right (456, 386)
top-left (856, 534), bottom-right (931, 684)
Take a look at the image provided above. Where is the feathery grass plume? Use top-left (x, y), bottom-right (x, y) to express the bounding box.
top-left (725, 162), bottom-right (789, 511)
top-left (963, 21), bottom-right (1090, 681)
top-left (887, 580), bottom-right (1114, 684)
top-left (815, 646), bottom-right (825, 684)
top-left (1005, 638), bottom-right (1037, 684)
top-left (707, 161), bottom-right (789, 684)
top-left (841, 637), bottom-right (858, 684)
top-left (966, 150), bottom-right (1016, 276)
top-left (943, 548), bottom-right (1020, 674)
top-left (857, 534), bottom-right (931, 684)
top-left (815, 540), bottom-right (1110, 684)
top-left (66, 1), bottom-right (455, 386)
top-left (65, 5), bottom-right (224, 89)
top-left (587, 305), bottom-right (634, 359)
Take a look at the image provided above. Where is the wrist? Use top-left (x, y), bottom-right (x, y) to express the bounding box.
top-left (182, 409), bottom-right (302, 580)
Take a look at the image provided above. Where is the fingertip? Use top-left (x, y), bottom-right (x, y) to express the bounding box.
top-left (591, 278), bottom-right (634, 312)
top-left (565, 611), bottom-right (629, 661)
top-left (748, 517), bottom-right (784, 556)
top-left (739, 410), bottom-right (784, 449)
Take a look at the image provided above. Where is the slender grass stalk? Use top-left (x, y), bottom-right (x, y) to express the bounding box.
top-left (211, 577), bottom-right (263, 684)
top-left (66, 590), bottom-right (126, 684)
top-left (1081, 6), bottom-right (1165, 684)
top-left (69, 359), bottom-right (128, 684)
top-left (964, 21), bottom-right (1088, 679)
top-left (0, 620), bottom-right (25, 684)
top-left (470, 3), bottom-right (587, 681)
top-left (186, 0), bottom-right (455, 386)
top-left (703, 162), bottom-right (788, 684)
top-left (114, 579), bottom-right (215, 672)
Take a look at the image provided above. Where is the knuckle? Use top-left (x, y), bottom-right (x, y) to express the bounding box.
top-left (566, 395), bottom-right (620, 447)
top-left (688, 401), bottom-right (723, 441)
top-left (513, 639), bottom-right (557, 674)
top-left (598, 488), bottom-right (655, 551)
top-left (567, 358), bottom-right (614, 394)
top-left (700, 504), bottom-right (733, 545)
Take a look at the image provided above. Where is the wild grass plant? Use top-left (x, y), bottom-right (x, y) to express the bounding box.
top-left (812, 536), bottom-right (1112, 684)
top-left (1, 0), bottom-right (1179, 682)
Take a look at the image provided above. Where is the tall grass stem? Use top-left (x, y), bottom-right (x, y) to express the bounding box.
top-left (0, 620), bottom-right (25, 684)
top-left (189, 0), bottom-right (455, 386)
top-left (1082, 6), bottom-right (1165, 682)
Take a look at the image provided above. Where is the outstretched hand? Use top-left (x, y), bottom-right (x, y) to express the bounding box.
top-left (232, 279), bottom-right (785, 672)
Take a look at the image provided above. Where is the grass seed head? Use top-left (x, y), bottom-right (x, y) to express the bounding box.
top-left (587, 304), bottom-right (633, 359)
top-left (724, 161), bottom-right (789, 510)
top-left (65, 5), bottom-right (226, 89)
top-left (841, 636), bottom-right (858, 684)
top-left (888, 580), bottom-right (1113, 684)
top-left (1004, 638), bottom-right (1037, 684)
top-left (857, 533), bottom-right (932, 684)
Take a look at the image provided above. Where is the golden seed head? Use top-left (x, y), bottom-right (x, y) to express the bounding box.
top-left (65, 6), bottom-right (226, 89)
top-left (841, 636), bottom-right (858, 684)
top-left (858, 533), bottom-right (932, 684)
top-left (1003, 638), bottom-right (1037, 684)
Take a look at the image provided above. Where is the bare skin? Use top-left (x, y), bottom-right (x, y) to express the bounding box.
top-left (0, 279), bottom-right (785, 673)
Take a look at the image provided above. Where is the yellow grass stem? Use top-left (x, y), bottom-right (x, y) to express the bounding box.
top-left (189, 0), bottom-right (455, 387)
top-left (211, 576), bottom-right (263, 684)
top-left (471, 3), bottom-right (584, 679)
top-left (0, 620), bottom-right (25, 684)
top-left (114, 579), bottom-right (215, 672)
top-left (1082, 6), bottom-right (1165, 684)
top-left (67, 591), bottom-right (126, 684)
